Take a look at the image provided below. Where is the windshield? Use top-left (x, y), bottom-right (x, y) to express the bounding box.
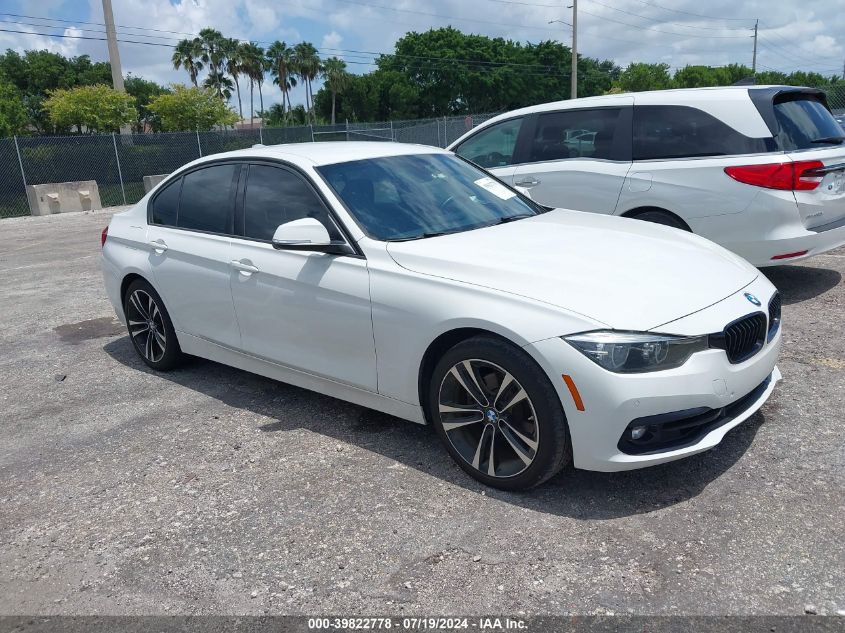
top-left (773, 96), bottom-right (844, 150)
top-left (316, 153), bottom-right (542, 241)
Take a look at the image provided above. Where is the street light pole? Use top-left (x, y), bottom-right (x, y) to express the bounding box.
top-left (570, 0), bottom-right (578, 99)
top-left (548, 16), bottom-right (574, 99)
top-left (102, 0), bottom-right (125, 93)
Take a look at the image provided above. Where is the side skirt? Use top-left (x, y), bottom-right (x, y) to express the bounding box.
top-left (176, 331), bottom-right (426, 424)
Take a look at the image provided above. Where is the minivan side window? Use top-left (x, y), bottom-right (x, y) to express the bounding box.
top-left (634, 105), bottom-right (770, 160)
top-left (242, 164), bottom-right (342, 241)
top-left (150, 178), bottom-right (180, 226)
top-left (454, 118), bottom-right (523, 168)
top-left (529, 108), bottom-right (622, 162)
top-left (177, 164), bottom-right (239, 234)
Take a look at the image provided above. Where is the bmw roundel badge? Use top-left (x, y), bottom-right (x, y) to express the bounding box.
top-left (744, 292), bottom-right (761, 306)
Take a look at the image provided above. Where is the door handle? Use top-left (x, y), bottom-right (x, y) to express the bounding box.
top-left (148, 239), bottom-right (168, 253)
top-left (514, 178), bottom-right (540, 187)
top-left (230, 260), bottom-right (259, 276)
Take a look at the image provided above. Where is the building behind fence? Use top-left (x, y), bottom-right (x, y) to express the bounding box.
top-left (0, 113), bottom-right (498, 219)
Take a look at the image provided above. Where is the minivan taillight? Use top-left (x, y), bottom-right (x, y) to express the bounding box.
top-left (724, 160), bottom-right (824, 191)
top-left (101, 226), bottom-right (108, 248)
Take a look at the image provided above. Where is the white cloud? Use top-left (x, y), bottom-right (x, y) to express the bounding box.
top-left (321, 30), bottom-right (343, 55)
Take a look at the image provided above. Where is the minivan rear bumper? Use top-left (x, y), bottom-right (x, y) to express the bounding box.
top-left (690, 190), bottom-right (845, 267)
top-left (722, 218), bottom-right (845, 266)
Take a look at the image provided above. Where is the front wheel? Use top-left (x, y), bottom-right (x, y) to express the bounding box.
top-left (428, 336), bottom-right (571, 490)
top-left (123, 278), bottom-right (183, 371)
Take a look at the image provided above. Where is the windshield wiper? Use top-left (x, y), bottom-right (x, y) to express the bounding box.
top-left (390, 230), bottom-right (455, 242)
top-left (810, 136), bottom-right (845, 144)
top-left (486, 214), bottom-right (536, 227)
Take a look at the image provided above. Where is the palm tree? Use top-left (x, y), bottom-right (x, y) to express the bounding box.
top-left (293, 42), bottom-right (320, 122)
top-left (198, 28), bottom-right (226, 99)
top-left (266, 40), bottom-right (297, 120)
top-left (172, 38), bottom-right (204, 86)
top-left (239, 42), bottom-right (265, 127)
top-left (321, 57), bottom-right (351, 125)
top-left (222, 37), bottom-right (244, 120)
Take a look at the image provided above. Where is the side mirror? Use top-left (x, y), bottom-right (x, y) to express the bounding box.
top-left (271, 218), bottom-right (354, 255)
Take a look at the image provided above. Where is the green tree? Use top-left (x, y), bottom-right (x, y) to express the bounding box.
top-left (222, 37), bottom-right (245, 119)
top-left (321, 57), bottom-right (351, 124)
top-left (0, 80), bottom-right (27, 136)
top-left (125, 74), bottom-right (169, 132)
top-left (148, 85), bottom-right (238, 131)
top-left (239, 42), bottom-right (266, 125)
top-left (172, 39), bottom-right (204, 87)
top-left (266, 40), bottom-right (297, 119)
top-left (198, 28), bottom-right (229, 99)
top-left (44, 84), bottom-right (136, 133)
top-left (293, 42), bottom-right (321, 122)
top-left (615, 62), bottom-right (674, 92)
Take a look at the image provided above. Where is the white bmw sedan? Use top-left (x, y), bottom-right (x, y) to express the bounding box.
top-left (102, 142), bottom-right (781, 490)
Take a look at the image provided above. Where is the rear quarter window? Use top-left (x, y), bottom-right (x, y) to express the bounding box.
top-left (633, 105), bottom-right (772, 160)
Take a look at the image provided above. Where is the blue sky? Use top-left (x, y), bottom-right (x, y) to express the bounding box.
top-left (0, 0), bottom-right (842, 116)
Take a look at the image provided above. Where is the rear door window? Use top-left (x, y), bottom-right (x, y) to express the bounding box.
top-left (177, 164), bottom-right (239, 234)
top-left (634, 105), bottom-right (770, 160)
top-left (529, 108), bottom-right (623, 162)
top-left (773, 96), bottom-right (844, 150)
top-left (454, 117), bottom-right (523, 168)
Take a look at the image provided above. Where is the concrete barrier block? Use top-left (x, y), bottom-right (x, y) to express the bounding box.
top-left (26, 181), bottom-right (102, 216)
top-left (143, 174), bottom-right (169, 193)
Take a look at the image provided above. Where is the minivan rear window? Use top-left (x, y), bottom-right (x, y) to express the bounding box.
top-left (773, 96), bottom-right (844, 151)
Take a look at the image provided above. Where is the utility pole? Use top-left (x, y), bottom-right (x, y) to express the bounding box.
top-left (102, 0), bottom-right (125, 92)
top-left (751, 19), bottom-right (758, 74)
top-left (570, 0), bottom-right (578, 99)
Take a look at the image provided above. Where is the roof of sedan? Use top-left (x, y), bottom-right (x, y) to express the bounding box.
top-left (222, 141), bottom-right (449, 167)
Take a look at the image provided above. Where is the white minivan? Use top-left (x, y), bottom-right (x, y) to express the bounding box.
top-left (449, 86), bottom-right (845, 266)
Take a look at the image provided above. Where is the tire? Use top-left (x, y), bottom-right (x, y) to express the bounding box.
top-left (631, 209), bottom-right (691, 232)
top-left (123, 278), bottom-right (183, 371)
top-left (428, 335), bottom-right (571, 490)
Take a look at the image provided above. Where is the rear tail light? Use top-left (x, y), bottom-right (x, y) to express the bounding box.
top-left (101, 226), bottom-right (108, 248)
top-left (724, 160), bottom-right (825, 191)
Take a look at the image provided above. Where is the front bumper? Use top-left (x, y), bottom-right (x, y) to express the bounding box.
top-left (524, 288), bottom-right (782, 472)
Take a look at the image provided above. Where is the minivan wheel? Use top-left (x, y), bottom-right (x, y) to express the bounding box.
top-left (631, 210), bottom-right (691, 232)
top-left (428, 335), bottom-right (571, 490)
top-left (123, 279), bottom-right (183, 371)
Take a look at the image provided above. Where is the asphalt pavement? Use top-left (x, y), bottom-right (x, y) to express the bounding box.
top-left (0, 207), bottom-right (843, 616)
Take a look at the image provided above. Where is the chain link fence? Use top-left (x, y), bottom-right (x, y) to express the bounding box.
top-left (4, 86), bottom-right (845, 219)
top-left (0, 113), bottom-right (498, 219)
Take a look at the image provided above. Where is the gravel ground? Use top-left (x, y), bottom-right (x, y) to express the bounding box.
top-left (0, 207), bottom-right (843, 616)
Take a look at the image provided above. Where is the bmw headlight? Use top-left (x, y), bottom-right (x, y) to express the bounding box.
top-left (563, 331), bottom-right (709, 373)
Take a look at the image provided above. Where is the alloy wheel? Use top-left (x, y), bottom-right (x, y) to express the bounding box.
top-left (126, 289), bottom-right (167, 363)
top-left (438, 359), bottom-right (539, 478)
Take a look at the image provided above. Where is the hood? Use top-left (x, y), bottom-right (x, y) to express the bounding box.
top-left (386, 209), bottom-right (758, 331)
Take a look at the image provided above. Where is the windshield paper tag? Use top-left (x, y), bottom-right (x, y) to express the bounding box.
top-left (474, 177), bottom-right (516, 200)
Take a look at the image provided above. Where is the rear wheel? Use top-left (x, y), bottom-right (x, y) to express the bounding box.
top-left (429, 336), bottom-right (570, 490)
top-left (630, 209), bottom-right (691, 232)
top-left (123, 279), bottom-right (183, 371)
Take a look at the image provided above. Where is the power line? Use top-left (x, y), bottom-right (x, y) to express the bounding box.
top-left (577, 8), bottom-right (752, 39)
top-left (584, 0), bottom-right (751, 32)
top-left (626, 0), bottom-right (755, 22)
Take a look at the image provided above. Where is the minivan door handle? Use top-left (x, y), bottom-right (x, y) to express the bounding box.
top-left (514, 178), bottom-right (540, 187)
top-left (230, 260), bottom-right (259, 276)
top-left (148, 239), bottom-right (168, 254)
